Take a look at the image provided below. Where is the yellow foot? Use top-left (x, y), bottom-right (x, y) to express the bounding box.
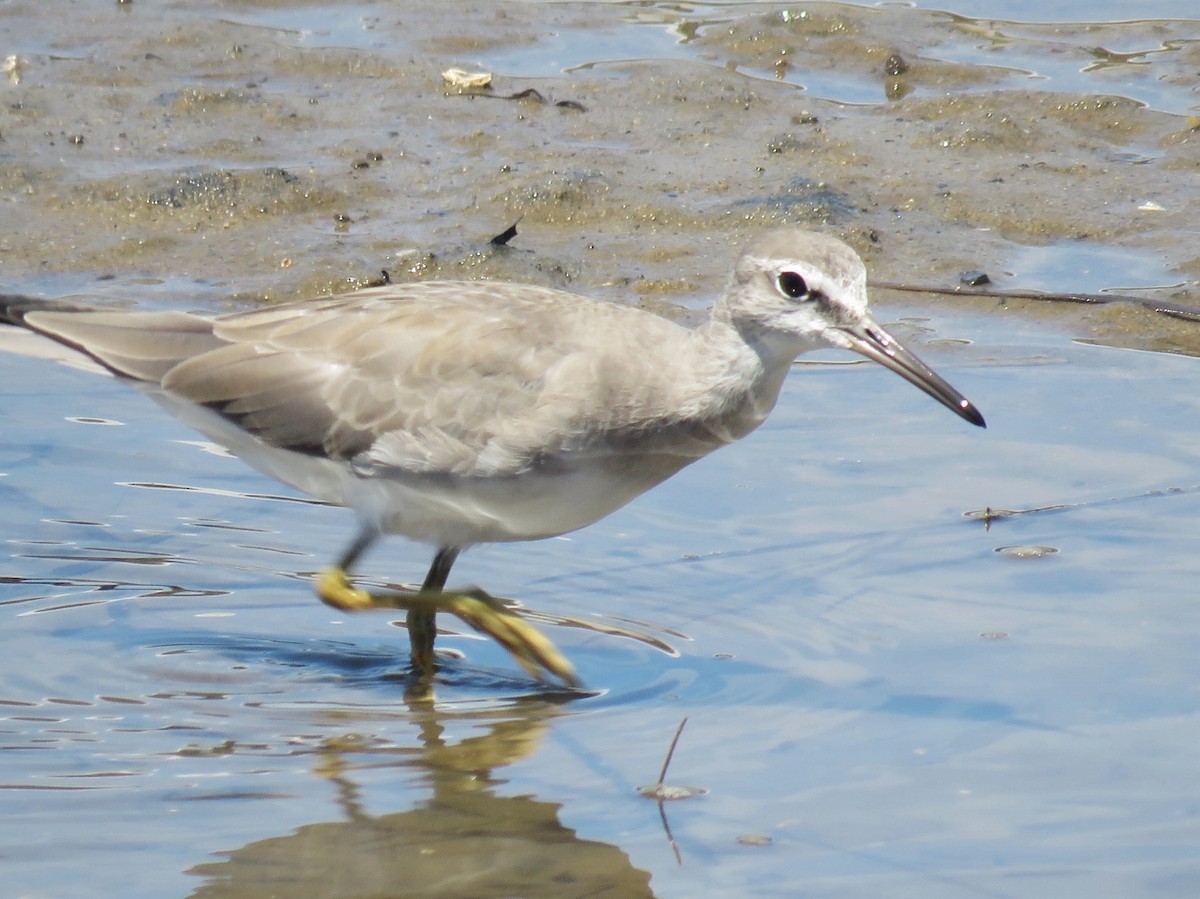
top-left (313, 568), bottom-right (579, 687)
top-left (315, 567), bottom-right (374, 610)
top-left (445, 590), bottom-right (579, 688)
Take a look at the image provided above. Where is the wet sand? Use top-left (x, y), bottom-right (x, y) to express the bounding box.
top-left (2, 3), bottom-right (1197, 337)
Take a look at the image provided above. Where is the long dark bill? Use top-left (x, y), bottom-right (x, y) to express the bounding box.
top-left (840, 321), bottom-right (986, 428)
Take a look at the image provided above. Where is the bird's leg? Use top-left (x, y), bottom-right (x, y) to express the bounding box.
top-left (315, 532), bottom-right (579, 686)
top-left (407, 547), bottom-right (457, 677)
top-left (315, 527), bottom-right (381, 611)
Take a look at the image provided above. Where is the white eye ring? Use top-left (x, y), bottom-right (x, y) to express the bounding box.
top-left (777, 271), bottom-right (810, 300)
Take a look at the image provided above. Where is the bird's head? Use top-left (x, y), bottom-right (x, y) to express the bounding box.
top-left (719, 229), bottom-right (985, 428)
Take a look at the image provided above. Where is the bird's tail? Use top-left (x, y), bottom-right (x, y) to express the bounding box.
top-left (0, 293), bottom-right (86, 327)
top-left (0, 294), bottom-right (222, 383)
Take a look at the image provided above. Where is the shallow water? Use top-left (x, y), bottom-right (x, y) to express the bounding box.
top-left (3, 1), bottom-right (1200, 897)
top-left (5, 306), bottom-right (1200, 897)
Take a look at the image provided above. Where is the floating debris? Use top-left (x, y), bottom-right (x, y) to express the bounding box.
top-left (489, 221), bottom-right (520, 247)
top-left (3, 54), bottom-right (26, 85)
top-left (736, 833), bottom-right (774, 847)
top-left (637, 717), bottom-right (706, 801)
top-left (637, 718), bottom-right (706, 866)
top-left (885, 53), bottom-right (909, 77)
top-left (994, 545), bottom-right (1059, 559)
top-left (441, 67), bottom-right (492, 90)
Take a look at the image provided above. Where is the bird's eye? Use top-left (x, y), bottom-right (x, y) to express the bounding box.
top-left (777, 271), bottom-right (810, 300)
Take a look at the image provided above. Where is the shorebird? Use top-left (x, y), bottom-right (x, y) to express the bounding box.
top-left (0, 229), bottom-right (984, 685)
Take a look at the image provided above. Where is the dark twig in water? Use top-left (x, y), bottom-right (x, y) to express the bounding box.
top-left (658, 795), bottom-right (683, 866)
top-left (457, 86), bottom-right (588, 112)
top-left (966, 484), bottom-right (1200, 529)
top-left (637, 717), bottom-right (705, 866)
top-left (872, 280), bottom-right (1200, 323)
top-left (657, 716), bottom-right (688, 787)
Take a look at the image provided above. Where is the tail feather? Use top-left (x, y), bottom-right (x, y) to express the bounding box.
top-left (0, 293), bottom-right (86, 326)
top-left (0, 293), bottom-right (223, 384)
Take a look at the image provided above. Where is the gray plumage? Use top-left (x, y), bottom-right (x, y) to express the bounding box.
top-left (0, 228), bottom-right (984, 551)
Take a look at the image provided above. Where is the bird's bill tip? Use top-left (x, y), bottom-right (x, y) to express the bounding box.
top-left (840, 322), bottom-right (986, 429)
top-left (956, 397), bottom-right (987, 429)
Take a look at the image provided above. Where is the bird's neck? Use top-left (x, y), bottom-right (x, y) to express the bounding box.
top-left (684, 320), bottom-right (798, 443)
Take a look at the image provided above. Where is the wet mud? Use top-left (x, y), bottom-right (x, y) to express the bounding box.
top-left (1, 2), bottom-right (1197, 352)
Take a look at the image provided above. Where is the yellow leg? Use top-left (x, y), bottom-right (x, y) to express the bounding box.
top-left (314, 539), bottom-right (578, 687)
top-left (406, 608), bottom-right (438, 675)
top-left (408, 547), bottom-right (457, 678)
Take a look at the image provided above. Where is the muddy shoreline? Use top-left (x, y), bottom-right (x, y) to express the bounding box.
top-left (2, 2), bottom-right (1198, 350)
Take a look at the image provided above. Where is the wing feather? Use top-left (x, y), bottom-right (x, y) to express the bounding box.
top-left (4, 283), bottom-right (701, 478)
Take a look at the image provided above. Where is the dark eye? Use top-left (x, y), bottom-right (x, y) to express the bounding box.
top-left (777, 271), bottom-right (810, 300)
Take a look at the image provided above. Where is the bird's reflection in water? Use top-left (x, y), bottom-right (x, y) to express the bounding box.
top-left (187, 693), bottom-right (655, 899)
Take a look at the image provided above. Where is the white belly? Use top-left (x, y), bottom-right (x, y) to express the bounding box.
top-left (146, 386), bottom-right (691, 547)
